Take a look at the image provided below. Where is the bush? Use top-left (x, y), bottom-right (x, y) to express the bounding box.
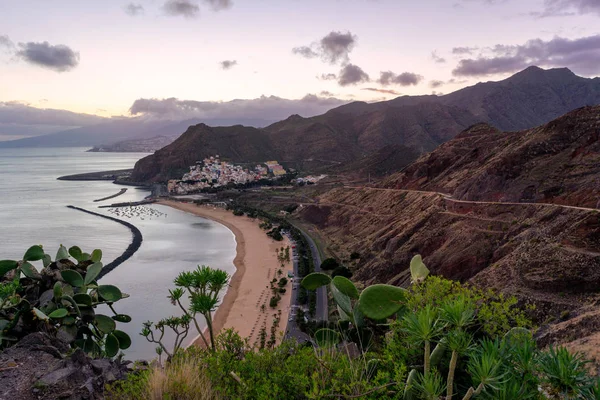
top-left (232, 209), bottom-right (244, 216)
top-left (331, 265), bottom-right (352, 278)
top-left (269, 296), bottom-right (280, 308)
top-left (320, 258), bottom-right (339, 271)
top-left (350, 252), bottom-right (361, 260)
top-left (278, 288), bottom-right (286, 294)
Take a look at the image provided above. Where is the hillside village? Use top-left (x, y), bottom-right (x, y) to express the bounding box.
top-left (167, 155), bottom-right (288, 194)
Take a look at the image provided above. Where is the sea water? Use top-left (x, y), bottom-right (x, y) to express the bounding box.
top-left (0, 148), bottom-right (236, 360)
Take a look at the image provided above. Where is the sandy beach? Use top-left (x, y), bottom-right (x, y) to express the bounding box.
top-left (158, 200), bottom-right (293, 348)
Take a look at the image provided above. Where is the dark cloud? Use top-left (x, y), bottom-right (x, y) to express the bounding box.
top-left (361, 88), bottom-right (402, 95)
top-left (292, 46), bottom-right (319, 59)
top-left (431, 51), bottom-right (446, 63)
top-left (318, 73), bottom-right (337, 81)
top-left (338, 64), bottom-right (370, 86)
top-left (163, 0), bottom-right (200, 18)
top-left (203, 0), bottom-right (233, 11)
top-left (452, 46), bottom-right (478, 55)
top-left (319, 91), bottom-right (335, 97)
top-left (452, 34), bottom-right (600, 77)
top-left (293, 31), bottom-right (357, 65)
top-left (429, 80), bottom-right (445, 88)
top-left (15, 42), bottom-right (79, 72)
top-left (124, 3), bottom-right (144, 16)
top-left (377, 71), bottom-right (424, 86)
top-left (534, 0), bottom-right (600, 17)
top-left (220, 60), bottom-right (238, 70)
top-left (129, 95), bottom-right (348, 120)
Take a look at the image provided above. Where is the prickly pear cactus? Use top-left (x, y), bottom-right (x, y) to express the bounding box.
top-left (0, 245), bottom-right (131, 357)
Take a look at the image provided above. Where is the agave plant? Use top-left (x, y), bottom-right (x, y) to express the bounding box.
top-left (0, 245), bottom-right (131, 357)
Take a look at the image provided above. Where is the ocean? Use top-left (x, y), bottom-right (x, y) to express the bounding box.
top-left (0, 148), bottom-right (237, 360)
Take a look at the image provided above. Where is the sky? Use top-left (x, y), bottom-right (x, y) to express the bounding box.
top-left (0, 0), bottom-right (599, 139)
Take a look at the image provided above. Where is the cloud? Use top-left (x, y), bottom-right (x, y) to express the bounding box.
top-left (220, 60), bottom-right (238, 70)
top-left (203, 0), bottom-right (233, 11)
top-left (338, 64), bottom-right (370, 86)
top-left (319, 91), bottom-right (335, 97)
top-left (534, 0), bottom-right (600, 17)
top-left (163, 0), bottom-right (200, 18)
top-left (361, 88), bottom-right (402, 95)
top-left (318, 73), bottom-right (337, 81)
top-left (452, 46), bottom-right (478, 55)
top-left (293, 31), bottom-right (357, 65)
top-left (124, 3), bottom-right (144, 16)
top-left (431, 51), bottom-right (446, 63)
top-left (15, 41), bottom-right (79, 72)
top-left (128, 94), bottom-right (348, 121)
top-left (377, 71), bottom-right (424, 86)
top-left (292, 46), bottom-right (319, 59)
top-left (0, 101), bottom-right (105, 127)
top-left (429, 80), bottom-right (445, 88)
top-left (0, 35), bottom-right (14, 50)
top-left (452, 34), bottom-right (600, 76)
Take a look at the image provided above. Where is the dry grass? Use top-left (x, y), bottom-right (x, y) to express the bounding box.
top-left (147, 356), bottom-right (217, 400)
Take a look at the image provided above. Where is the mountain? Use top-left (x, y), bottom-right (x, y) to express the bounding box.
top-left (0, 117), bottom-right (275, 149)
top-left (383, 106), bottom-right (600, 208)
top-left (296, 106), bottom-right (600, 325)
top-left (131, 67), bottom-right (600, 182)
top-left (131, 124), bottom-right (278, 181)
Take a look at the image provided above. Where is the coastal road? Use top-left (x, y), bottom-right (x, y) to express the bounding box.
top-left (284, 252), bottom-right (310, 343)
top-left (297, 228), bottom-right (328, 322)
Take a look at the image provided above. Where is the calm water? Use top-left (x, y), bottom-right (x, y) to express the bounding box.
top-left (0, 148), bottom-right (236, 360)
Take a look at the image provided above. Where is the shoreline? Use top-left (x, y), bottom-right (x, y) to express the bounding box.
top-left (158, 200), bottom-right (293, 348)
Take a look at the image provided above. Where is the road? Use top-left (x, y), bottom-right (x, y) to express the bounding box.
top-left (283, 250), bottom-right (310, 343)
top-left (297, 228), bottom-right (328, 322)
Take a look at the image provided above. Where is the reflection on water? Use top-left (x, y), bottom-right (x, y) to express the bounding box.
top-left (0, 148), bottom-right (237, 360)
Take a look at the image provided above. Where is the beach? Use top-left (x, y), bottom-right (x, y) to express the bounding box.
top-left (158, 200), bottom-right (293, 348)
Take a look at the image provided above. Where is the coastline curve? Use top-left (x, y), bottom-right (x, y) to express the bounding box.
top-left (66, 205), bottom-right (143, 279)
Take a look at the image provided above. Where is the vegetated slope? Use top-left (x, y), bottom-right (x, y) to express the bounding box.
top-left (131, 66), bottom-right (600, 182)
top-left (297, 107), bottom-right (600, 325)
top-left (132, 124), bottom-right (278, 182)
top-left (383, 106), bottom-right (600, 209)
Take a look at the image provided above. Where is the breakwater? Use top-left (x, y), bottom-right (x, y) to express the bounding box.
top-left (93, 188), bottom-right (128, 202)
top-left (66, 205), bottom-right (143, 279)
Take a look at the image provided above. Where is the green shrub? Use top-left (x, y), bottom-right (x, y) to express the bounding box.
top-left (331, 265), bottom-right (352, 279)
top-left (320, 258), bottom-right (339, 271)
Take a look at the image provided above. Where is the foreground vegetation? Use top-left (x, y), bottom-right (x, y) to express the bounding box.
top-left (108, 257), bottom-right (599, 399)
top-left (3, 245), bottom-right (599, 399)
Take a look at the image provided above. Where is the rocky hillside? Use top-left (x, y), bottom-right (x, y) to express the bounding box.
top-left (132, 66), bottom-right (600, 182)
top-left (383, 106), bottom-right (600, 209)
top-left (297, 107), bottom-right (600, 327)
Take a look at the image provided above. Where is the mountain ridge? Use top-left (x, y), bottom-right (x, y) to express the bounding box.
top-left (132, 66), bottom-right (600, 182)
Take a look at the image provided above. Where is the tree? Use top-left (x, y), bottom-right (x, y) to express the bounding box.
top-left (158, 266), bottom-right (230, 352)
top-left (350, 252), bottom-right (361, 260)
top-left (320, 258), bottom-right (339, 271)
top-left (278, 277), bottom-right (288, 287)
